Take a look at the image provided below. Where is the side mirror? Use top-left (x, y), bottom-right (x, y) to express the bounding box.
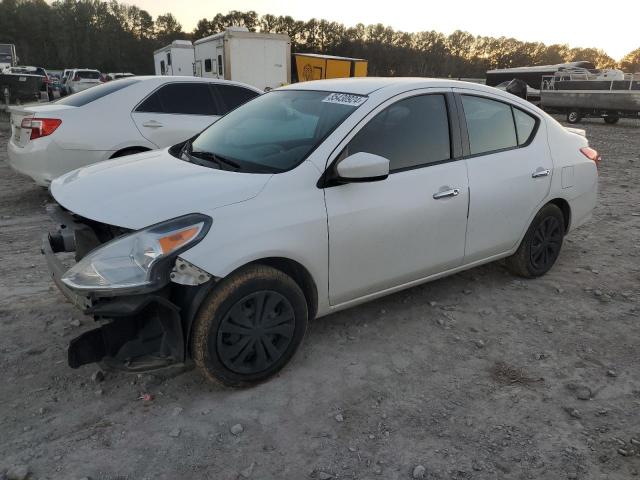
top-left (335, 152), bottom-right (390, 183)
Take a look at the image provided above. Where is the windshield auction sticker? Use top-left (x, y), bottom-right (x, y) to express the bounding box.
top-left (322, 93), bottom-right (367, 106)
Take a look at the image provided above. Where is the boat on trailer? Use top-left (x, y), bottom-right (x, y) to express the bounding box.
top-left (540, 67), bottom-right (640, 124)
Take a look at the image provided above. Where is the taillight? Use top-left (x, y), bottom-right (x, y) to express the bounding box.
top-left (580, 147), bottom-right (601, 167)
top-left (20, 118), bottom-right (62, 140)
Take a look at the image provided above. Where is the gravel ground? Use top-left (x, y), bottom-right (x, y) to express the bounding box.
top-left (0, 115), bottom-right (639, 480)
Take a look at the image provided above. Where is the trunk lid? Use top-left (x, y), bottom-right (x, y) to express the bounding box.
top-left (9, 104), bottom-right (74, 147)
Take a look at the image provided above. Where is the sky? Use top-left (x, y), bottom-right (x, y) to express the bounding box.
top-left (131, 0), bottom-right (636, 60)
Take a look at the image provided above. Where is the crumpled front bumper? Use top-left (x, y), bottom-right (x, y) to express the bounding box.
top-left (42, 232), bottom-right (92, 312)
top-left (41, 204), bottom-right (209, 372)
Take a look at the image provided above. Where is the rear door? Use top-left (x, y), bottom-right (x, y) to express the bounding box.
top-left (455, 89), bottom-right (552, 262)
top-left (131, 81), bottom-right (222, 147)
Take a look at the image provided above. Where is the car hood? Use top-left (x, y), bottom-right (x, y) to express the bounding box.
top-left (50, 149), bottom-right (272, 229)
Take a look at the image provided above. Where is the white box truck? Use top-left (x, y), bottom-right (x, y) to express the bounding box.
top-left (194, 27), bottom-right (291, 90)
top-left (153, 40), bottom-right (195, 76)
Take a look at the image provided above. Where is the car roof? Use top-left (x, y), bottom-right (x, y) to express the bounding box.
top-left (279, 77), bottom-right (498, 96)
top-left (133, 75), bottom-right (263, 92)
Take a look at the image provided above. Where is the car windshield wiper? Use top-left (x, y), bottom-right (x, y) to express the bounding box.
top-left (188, 148), bottom-right (241, 171)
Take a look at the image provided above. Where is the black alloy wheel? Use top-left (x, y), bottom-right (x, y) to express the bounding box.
top-left (506, 203), bottom-right (565, 278)
top-left (529, 215), bottom-right (563, 271)
top-left (216, 291), bottom-right (296, 375)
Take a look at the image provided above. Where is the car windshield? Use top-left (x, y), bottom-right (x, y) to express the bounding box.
top-left (186, 90), bottom-right (366, 173)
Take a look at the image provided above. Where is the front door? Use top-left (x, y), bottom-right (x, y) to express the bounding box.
top-left (324, 91), bottom-right (469, 305)
top-left (455, 90), bottom-right (553, 262)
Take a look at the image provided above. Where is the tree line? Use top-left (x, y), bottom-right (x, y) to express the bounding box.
top-left (1, 0), bottom-right (639, 76)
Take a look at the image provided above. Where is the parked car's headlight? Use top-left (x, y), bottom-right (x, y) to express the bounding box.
top-left (61, 214), bottom-right (211, 293)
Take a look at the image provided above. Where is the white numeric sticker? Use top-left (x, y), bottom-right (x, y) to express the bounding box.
top-left (322, 93), bottom-right (367, 106)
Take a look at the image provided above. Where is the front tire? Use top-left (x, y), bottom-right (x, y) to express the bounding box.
top-left (191, 265), bottom-right (308, 387)
top-left (604, 115), bottom-right (619, 124)
top-left (506, 204), bottom-right (565, 278)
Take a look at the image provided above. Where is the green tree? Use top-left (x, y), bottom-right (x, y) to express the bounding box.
top-left (620, 47), bottom-right (640, 72)
top-left (155, 13), bottom-right (183, 45)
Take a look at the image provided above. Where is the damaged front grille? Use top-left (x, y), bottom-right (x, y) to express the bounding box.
top-left (47, 204), bottom-right (132, 260)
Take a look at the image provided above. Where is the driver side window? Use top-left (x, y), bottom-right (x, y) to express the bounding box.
top-left (343, 94), bottom-right (451, 172)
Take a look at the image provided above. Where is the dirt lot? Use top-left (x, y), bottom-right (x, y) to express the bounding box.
top-left (1, 115), bottom-right (639, 480)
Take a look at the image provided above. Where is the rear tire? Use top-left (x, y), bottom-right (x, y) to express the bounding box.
top-left (566, 110), bottom-right (582, 124)
top-left (191, 265), bottom-right (308, 387)
top-left (506, 204), bottom-right (565, 278)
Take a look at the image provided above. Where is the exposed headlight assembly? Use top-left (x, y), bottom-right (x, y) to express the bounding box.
top-left (61, 214), bottom-right (211, 294)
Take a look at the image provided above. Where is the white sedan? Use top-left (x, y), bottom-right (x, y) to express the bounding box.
top-left (7, 76), bottom-right (261, 186)
top-left (43, 78), bottom-right (598, 386)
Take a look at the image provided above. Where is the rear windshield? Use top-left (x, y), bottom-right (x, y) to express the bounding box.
top-left (76, 70), bottom-right (100, 79)
top-left (56, 78), bottom-right (140, 107)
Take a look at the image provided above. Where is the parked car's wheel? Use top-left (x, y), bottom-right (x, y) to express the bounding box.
top-left (506, 203), bottom-right (565, 278)
top-left (191, 265), bottom-right (308, 387)
top-left (566, 110), bottom-right (582, 124)
top-left (604, 115), bottom-right (619, 124)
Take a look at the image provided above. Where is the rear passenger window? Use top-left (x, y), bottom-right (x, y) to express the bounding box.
top-left (513, 108), bottom-right (536, 145)
top-left (136, 83), bottom-right (220, 115)
top-left (461, 95), bottom-right (517, 155)
top-left (213, 84), bottom-right (260, 113)
top-left (343, 94), bottom-right (451, 172)
top-left (136, 90), bottom-right (163, 112)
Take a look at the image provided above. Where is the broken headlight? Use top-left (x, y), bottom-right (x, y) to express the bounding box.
top-left (61, 214), bottom-right (211, 293)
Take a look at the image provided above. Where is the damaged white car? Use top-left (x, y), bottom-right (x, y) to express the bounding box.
top-left (43, 78), bottom-right (599, 386)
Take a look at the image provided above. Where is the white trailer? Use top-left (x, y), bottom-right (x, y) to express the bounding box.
top-left (194, 27), bottom-right (290, 90)
top-left (153, 40), bottom-right (194, 76)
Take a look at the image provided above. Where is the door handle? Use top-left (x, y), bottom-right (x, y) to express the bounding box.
top-left (433, 188), bottom-right (460, 199)
top-left (142, 120), bottom-right (163, 128)
top-left (532, 168), bottom-right (550, 178)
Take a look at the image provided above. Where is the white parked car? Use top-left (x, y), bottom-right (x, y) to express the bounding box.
top-left (64, 69), bottom-right (102, 94)
top-left (7, 76), bottom-right (261, 186)
top-left (43, 78), bottom-right (598, 386)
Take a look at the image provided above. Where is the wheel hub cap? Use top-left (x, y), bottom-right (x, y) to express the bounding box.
top-left (530, 216), bottom-right (562, 270)
top-left (216, 291), bottom-right (295, 374)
